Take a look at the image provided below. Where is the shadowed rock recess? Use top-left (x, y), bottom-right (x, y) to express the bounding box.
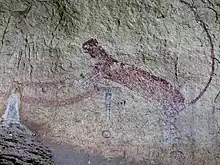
top-left (0, 91), bottom-right (54, 164)
top-left (0, 123), bottom-right (54, 165)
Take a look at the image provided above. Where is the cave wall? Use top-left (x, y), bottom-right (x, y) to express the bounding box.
top-left (0, 0), bottom-right (220, 164)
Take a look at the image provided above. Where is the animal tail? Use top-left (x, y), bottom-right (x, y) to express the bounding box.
top-left (187, 23), bottom-right (214, 105)
top-left (180, 0), bottom-right (215, 105)
top-left (187, 48), bottom-right (214, 105)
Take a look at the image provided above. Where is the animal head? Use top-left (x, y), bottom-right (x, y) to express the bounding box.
top-left (82, 38), bottom-right (118, 64)
top-left (82, 38), bottom-right (99, 58)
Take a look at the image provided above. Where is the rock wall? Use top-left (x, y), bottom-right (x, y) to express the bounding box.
top-left (0, 122), bottom-right (54, 164)
top-left (0, 0), bottom-right (220, 164)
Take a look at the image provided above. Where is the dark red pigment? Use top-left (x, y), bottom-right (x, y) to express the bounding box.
top-left (82, 38), bottom-right (215, 117)
top-left (21, 89), bottom-right (95, 107)
top-left (14, 38), bottom-right (214, 115)
top-left (0, 86), bottom-right (96, 107)
top-left (82, 38), bottom-right (185, 117)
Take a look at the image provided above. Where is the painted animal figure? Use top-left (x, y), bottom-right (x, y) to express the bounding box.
top-left (83, 38), bottom-right (204, 118)
top-left (82, 38), bottom-right (214, 144)
top-left (12, 38), bottom-right (213, 114)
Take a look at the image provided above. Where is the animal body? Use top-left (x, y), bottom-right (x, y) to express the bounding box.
top-left (82, 38), bottom-right (186, 118)
top-left (82, 38), bottom-right (215, 144)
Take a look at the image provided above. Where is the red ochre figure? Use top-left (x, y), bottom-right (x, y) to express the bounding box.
top-left (82, 38), bottom-right (185, 118)
top-left (82, 38), bottom-right (214, 117)
top-left (3, 38), bottom-right (214, 119)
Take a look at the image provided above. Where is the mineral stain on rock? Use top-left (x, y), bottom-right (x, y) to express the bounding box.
top-left (2, 92), bottom-right (20, 124)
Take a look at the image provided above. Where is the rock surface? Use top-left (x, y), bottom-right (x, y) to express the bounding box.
top-left (0, 122), bottom-right (54, 165)
top-left (0, 0), bottom-right (220, 164)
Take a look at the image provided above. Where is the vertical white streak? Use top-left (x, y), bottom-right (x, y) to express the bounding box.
top-left (2, 93), bottom-right (20, 123)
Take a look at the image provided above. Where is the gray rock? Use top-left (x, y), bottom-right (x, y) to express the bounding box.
top-left (0, 122), bottom-right (54, 165)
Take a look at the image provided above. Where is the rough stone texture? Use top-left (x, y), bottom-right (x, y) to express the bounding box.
top-left (0, 122), bottom-right (54, 164)
top-left (0, 0), bottom-right (220, 164)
